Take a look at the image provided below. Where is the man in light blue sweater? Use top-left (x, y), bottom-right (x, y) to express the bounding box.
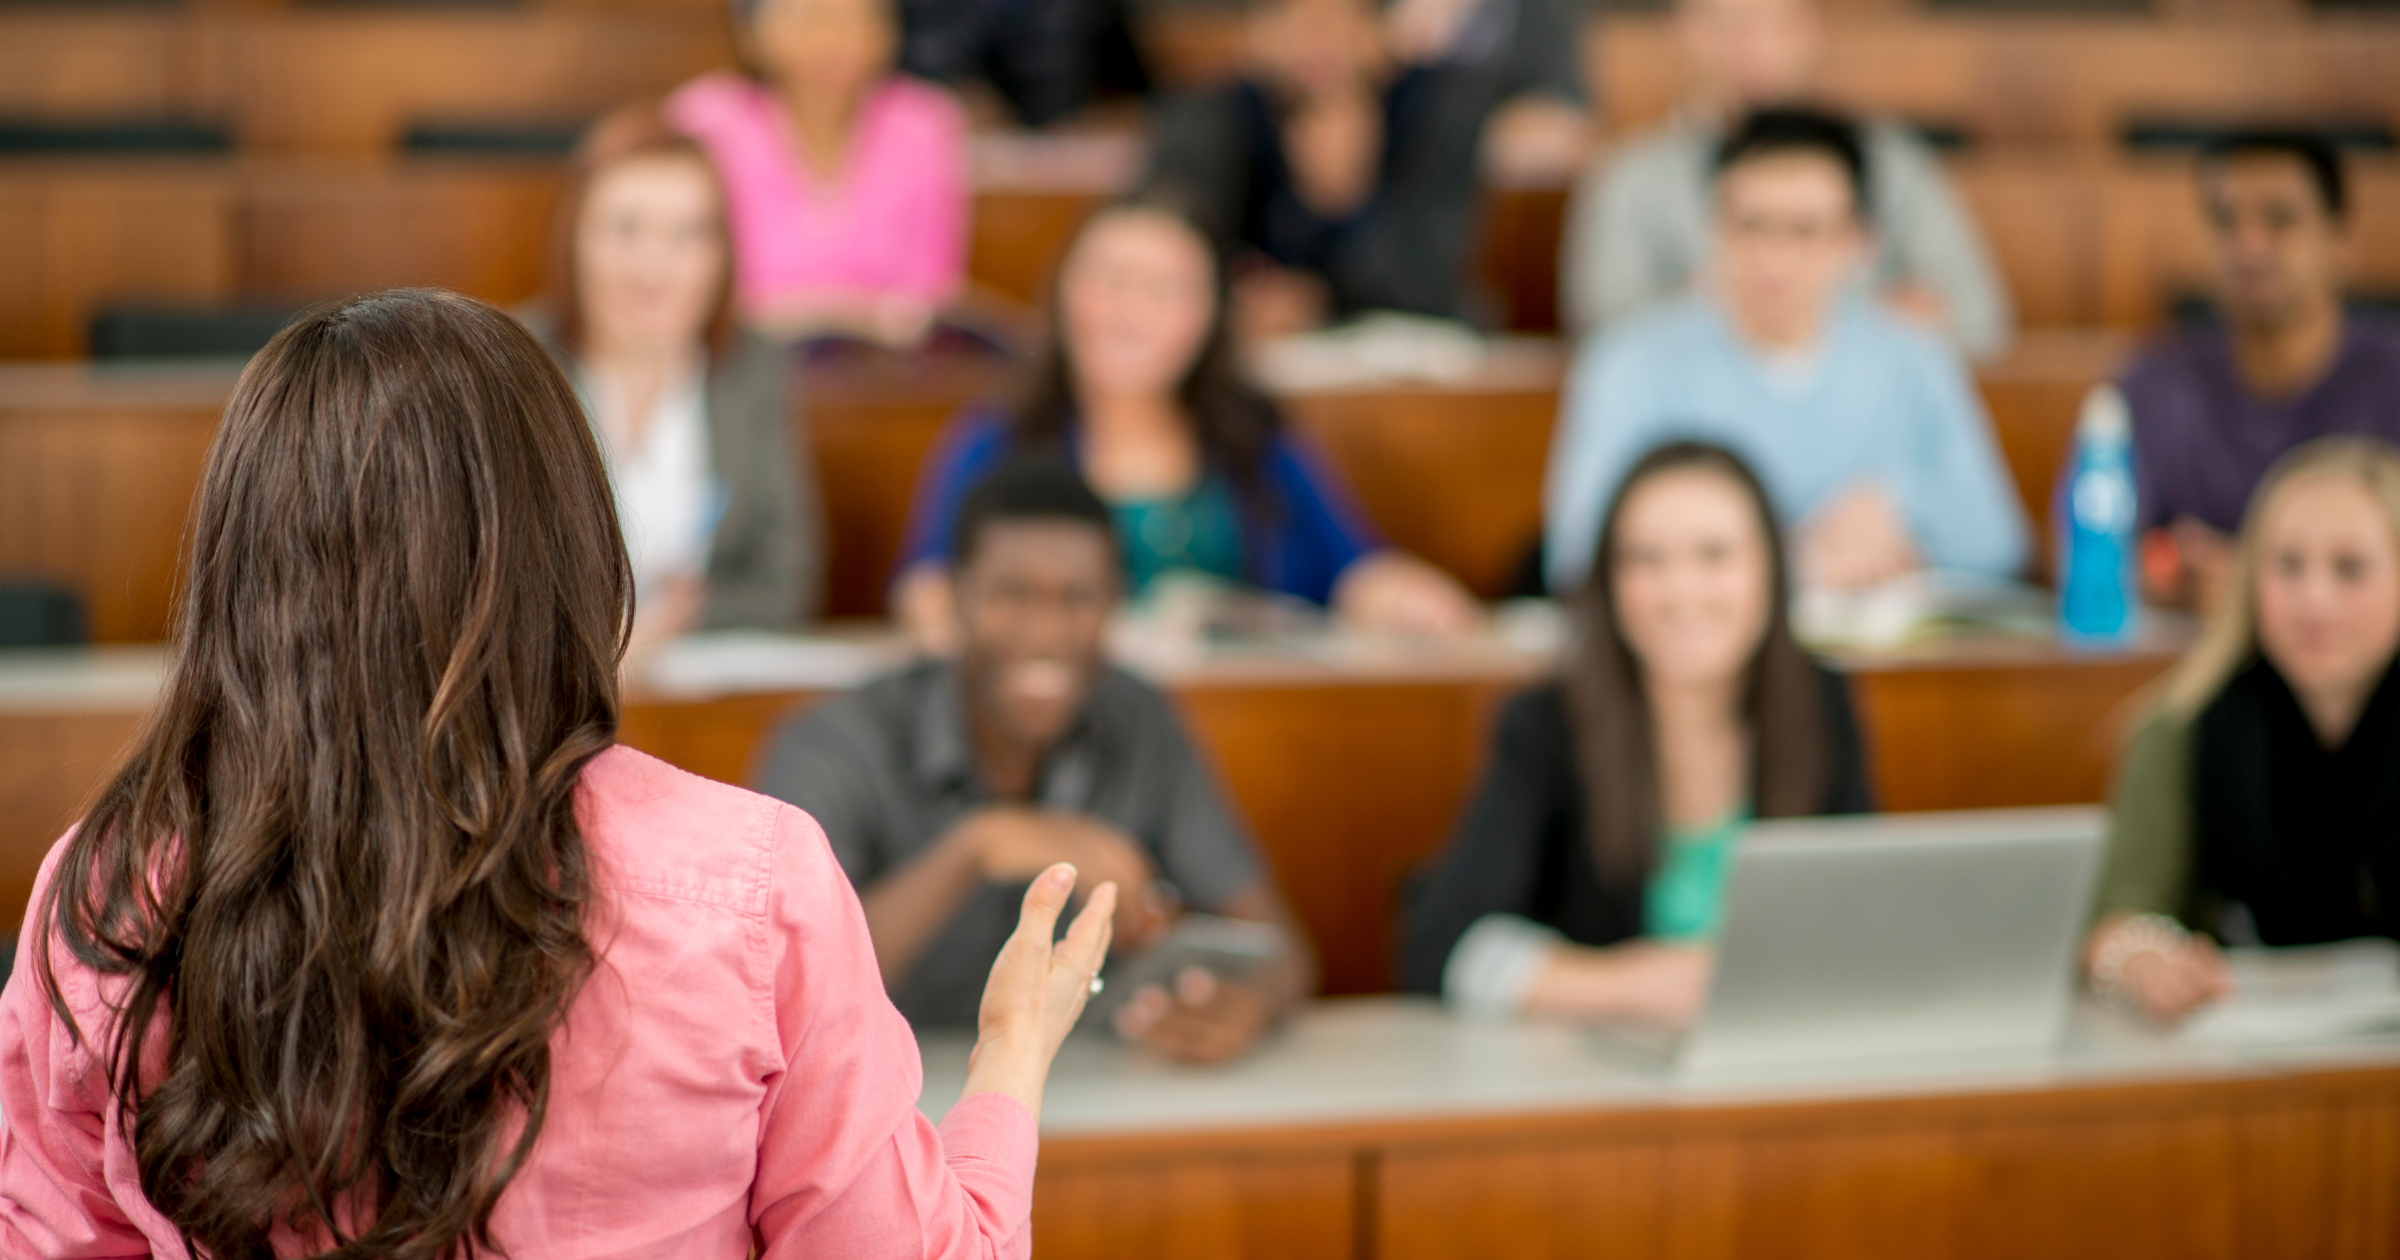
top-left (1545, 107), bottom-right (2027, 595)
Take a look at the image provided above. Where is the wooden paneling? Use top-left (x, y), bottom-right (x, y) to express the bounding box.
top-left (236, 159), bottom-right (564, 304)
top-left (0, 708), bottom-right (142, 927)
top-left (1031, 1151), bottom-right (1356, 1260)
top-left (1848, 647), bottom-right (2172, 811)
top-left (1591, 16), bottom-right (2400, 146)
top-left (1377, 1079), bottom-right (2400, 1260)
top-left (1175, 680), bottom-right (1515, 996)
top-left (0, 400), bottom-right (225, 643)
top-left (0, 11), bottom-right (209, 122)
top-left (214, 11), bottom-right (731, 153)
top-left (0, 163), bottom-right (236, 358)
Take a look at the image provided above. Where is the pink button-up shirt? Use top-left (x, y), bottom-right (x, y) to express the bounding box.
top-left (0, 745), bottom-right (1036, 1259)
top-left (666, 72), bottom-right (969, 317)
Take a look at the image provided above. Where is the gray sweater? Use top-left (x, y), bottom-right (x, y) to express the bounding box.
top-left (525, 312), bottom-right (823, 630)
top-left (1559, 114), bottom-right (2013, 360)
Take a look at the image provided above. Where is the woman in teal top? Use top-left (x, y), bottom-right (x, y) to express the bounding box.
top-left (1400, 443), bottom-right (1873, 1027)
top-left (890, 200), bottom-right (1481, 646)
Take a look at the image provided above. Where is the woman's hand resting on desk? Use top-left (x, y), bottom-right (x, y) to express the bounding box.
top-left (962, 864), bottom-right (1119, 1122)
top-left (2085, 911), bottom-right (2234, 1024)
top-left (1522, 941), bottom-right (1716, 1030)
top-left (1332, 551), bottom-right (1484, 637)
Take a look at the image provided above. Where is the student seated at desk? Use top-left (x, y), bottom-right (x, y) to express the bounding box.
top-left (2089, 436), bottom-right (2400, 1024)
top-left (1543, 108), bottom-right (2028, 596)
top-left (1138, 0), bottom-right (1510, 337)
top-left (1403, 443), bottom-right (1873, 1026)
top-left (667, 0), bottom-right (966, 346)
top-left (527, 108), bottom-right (823, 655)
top-left (0, 290), bottom-right (1109, 1258)
top-left (891, 202), bottom-right (1479, 649)
top-left (758, 461), bottom-right (1315, 1063)
top-left (1558, 0), bottom-right (2010, 358)
top-left (2096, 131), bottom-right (2400, 610)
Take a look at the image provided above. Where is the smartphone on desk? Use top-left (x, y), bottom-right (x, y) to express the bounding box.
top-left (1084, 913), bottom-right (1288, 1025)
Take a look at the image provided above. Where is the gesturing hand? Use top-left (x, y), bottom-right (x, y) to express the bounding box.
top-left (962, 864), bottom-right (1118, 1121)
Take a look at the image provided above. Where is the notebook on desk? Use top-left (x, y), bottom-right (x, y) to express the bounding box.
top-left (1598, 808), bottom-right (2106, 1085)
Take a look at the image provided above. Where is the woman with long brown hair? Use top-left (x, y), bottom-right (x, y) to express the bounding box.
top-left (1400, 442), bottom-right (1873, 1026)
top-left (0, 289), bottom-right (1111, 1258)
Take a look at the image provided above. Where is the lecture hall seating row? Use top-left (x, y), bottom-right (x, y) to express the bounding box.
top-left (5, 149), bottom-right (2398, 357)
top-left (7, 7), bottom-right (2400, 154)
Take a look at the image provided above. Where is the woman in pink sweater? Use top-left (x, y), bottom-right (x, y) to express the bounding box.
top-left (0, 288), bottom-right (1110, 1259)
top-left (668, 0), bottom-right (970, 347)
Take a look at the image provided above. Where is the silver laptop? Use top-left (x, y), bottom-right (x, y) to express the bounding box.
top-left (1629, 807), bottom-right (2105, 1084)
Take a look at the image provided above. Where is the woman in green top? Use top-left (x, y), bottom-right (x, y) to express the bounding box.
top-left (2091, 435), bottom-right (2400, 1023)
top-left (1400, 443), bottom-right (1874, 1026)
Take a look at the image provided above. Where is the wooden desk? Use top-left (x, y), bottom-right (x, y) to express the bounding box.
top-left (919, 996), bottom-right (2400, 1260)
top-left (0, 623), bottom-right (2182, 994)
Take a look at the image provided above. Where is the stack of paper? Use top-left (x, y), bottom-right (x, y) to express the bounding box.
top-left (2179, 939), bottom-right (2400, 1045)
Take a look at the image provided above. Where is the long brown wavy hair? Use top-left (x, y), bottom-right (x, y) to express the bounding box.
top-left (1566, 442), bottom-right (1830, 885)
top-left (36, 289), bottom-right (632, 1260)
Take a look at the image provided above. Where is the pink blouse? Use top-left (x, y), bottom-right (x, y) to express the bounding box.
top-left (0, 745), bottom-right (1036, 1259)
top-left (666, 72), bottom-right (969, 317)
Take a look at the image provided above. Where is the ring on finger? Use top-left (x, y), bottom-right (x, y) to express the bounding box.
top-left (1089, 972), bottom-right (1105, 996)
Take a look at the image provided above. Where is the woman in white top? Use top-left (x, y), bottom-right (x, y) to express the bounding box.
top-left (532, 105), bottom-right (823, 651)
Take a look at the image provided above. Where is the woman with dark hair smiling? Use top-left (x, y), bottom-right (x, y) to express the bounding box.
top-left (0, 289), bottom-right (1111, 1258)
top-left (1401, 442), bottom-right (1873, 1025)
top-left (892, 200), bottom-right (1480, 648)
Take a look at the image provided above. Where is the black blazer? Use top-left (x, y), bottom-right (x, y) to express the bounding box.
top-left (1396, 665), bottom-right (1875, 994)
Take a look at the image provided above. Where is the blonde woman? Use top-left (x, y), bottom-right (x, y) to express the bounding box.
top-left (2087, 435), bottom-right (2400, 1023)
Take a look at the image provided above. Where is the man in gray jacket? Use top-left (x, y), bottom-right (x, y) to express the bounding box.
top-left (1561, 0), bottom-right (2012, 359)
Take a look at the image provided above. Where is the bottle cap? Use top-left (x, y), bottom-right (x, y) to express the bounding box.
top-left (2078, 384), bottom-right (2132, 445)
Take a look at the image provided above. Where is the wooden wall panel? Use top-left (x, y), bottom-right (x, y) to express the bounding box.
top-left (1174, 681), bottom-right (1514, 996)
top-left (236, 160), bottom-right (564, 306)
top-left (0, 164), bottom-right (235, 358)
top-left (1846, 651), bottom-right (2173, 812)
top-left (0, 11), bottom-right (205, 121)
top-left (215, 12), bottom-right (731, 152)
top-left (1591, 17), bottom-right (2400, 146)
top-left (0, 404), bottom-right (223, 643)
top-left (1283, 383), bottom-right (1558, 599)
top-left (0, 709), bottom-right (143, 929)
top-left (1031, 1152), bottom-right (1355, 1260)
top-left (1379, 1086), bottom-right (2400, 1260)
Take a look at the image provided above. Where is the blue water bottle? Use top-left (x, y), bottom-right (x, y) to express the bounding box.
top-left (2058, 385), bottom-right (2140, 646)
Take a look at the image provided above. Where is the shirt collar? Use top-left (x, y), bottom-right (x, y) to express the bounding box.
top-left (910, 661), bottom-right (1101, 811)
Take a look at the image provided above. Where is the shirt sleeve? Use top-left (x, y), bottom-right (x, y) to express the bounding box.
top-left (751, 804), bottom-right (1037, 1260)
top-left (1259, 433), bottom-right (1382, 606)
top-left (1894, 331), bottom-right (2031, 578)
top-left (896, 413), bottom-right (1015, 577)
top-left (1871, 125), bottom-right (2013, 361)
top-left (0, 841), bottom-right (160, 1259)
top-left (2095, 708), bottom-right (2200, 925)
top-left (1396, 691), bottom-right (1567, 994)
top-left (1543, 332), bottom-right (1657, 592)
